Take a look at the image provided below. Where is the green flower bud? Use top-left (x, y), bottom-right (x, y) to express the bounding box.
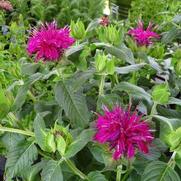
top-left (97, 25), bottom-right (122, 46)
top-left (45, 132), bottom-right (56, 153)
top-left (175, 60), bottom-right (181, 76)
top-left (56, 135), bottom-right (66, 155)
top-left (70, 20), bottom-right (86, 40)
top-left (95, 51), bottom-right (107, 72)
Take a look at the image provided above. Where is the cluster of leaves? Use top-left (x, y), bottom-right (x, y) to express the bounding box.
top-left (0, 1), bottom-right (181, 181)
top-left (8, 0), bottom-right (104, 26)
top-left (129, 0), bottom-right (181, 28)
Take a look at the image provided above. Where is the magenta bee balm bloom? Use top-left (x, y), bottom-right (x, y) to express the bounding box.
top-left (27, 21), bottom-right (75, 62)
top-left (128, 20), bottom-right (159, 46)
top-left (94, 106), bottom-right (153, 160)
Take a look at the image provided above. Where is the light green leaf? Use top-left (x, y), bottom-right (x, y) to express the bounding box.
top-left (65, 129), bottom-right (95, 158)
top-left (41, 160), bottom-right (63, 181)
top-left (141, 161), bottom-right (180, 181)
top-left (152, 84), bottom-right (170, 104)
top-left (55, 81), bottom-right (90, 128)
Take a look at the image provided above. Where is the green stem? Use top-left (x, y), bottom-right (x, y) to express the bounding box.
top-left (168, 151), bottom-right (176, 168)
top-left (148, 102), bottom-right (157, 121)
top-left (0, 125), bottom-right (34, 137)
top-left (116, 165), bottom-right (122, 181)
top-left (64, 158), bottom-right (88, 180)
top-left (122, 168), bottom-right (132, 181)
top-left (99, 75), bottom-right (106, 96)
top-left (28, 90), bottom-right (36, 102)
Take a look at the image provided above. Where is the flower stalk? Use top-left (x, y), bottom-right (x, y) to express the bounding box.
top-left (0, 125), bottom-right (35, 137)
top-left (99, 75), bottom-right (106, 96)
top-left (63, 158), bottom-right (89, 180)
top-left (116, 164), bottom-right (123, 181)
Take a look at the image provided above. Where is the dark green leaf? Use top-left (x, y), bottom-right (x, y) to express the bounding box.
top-left (55, 81), bottom-right (90, 128)
top-left (113, 82), bottom-right (152, 103)
top-left (88, 171), bottom-right (107, 181)
top-left (141, 161), bottom-right (180, 181)
top-left (6, 141), bottom-right (38, 178)
top-left (41, 160), bottom-right (63, 181)
top-left (115, 63), bottom-right (145, 74)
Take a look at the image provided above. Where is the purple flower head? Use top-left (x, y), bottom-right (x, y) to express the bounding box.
top-left (27, 21), bottom-right (75, 62)
top-left (94, 105), bottom-right (153, 160)
top-left (128, 20), bottom-right (160, 46)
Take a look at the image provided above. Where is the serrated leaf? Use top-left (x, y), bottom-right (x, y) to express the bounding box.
top-left (21, 160), bottom-right (47, 181)
top-left (115, 63), bottom-right (145, 74)
top-left (6, 141), bottom-right (38, 178)
top-left (65, 129), bottom-right (95, 158)
top-left (55, 81), bottom-right (90, 128)
top-left (141, 161), bottom-right (180, 181)
top-left (113, 82), bottom-right (152, 103)
top-left (41, 160), bottom-right (63, 181)
top-left (68, 69), bottom-right (94, 92)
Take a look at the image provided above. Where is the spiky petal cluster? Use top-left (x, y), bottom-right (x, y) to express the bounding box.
top-left (128, 20), bottom-right (159, 46)
top-left (0, 0), bottom-right (13, 11)
top-left (27, 21), bottom-right (75, 62)
top-left (94, 106), bottom-right (153, 160)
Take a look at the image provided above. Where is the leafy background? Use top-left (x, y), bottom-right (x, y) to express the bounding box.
top-left (0, 0), bottom-right (181, 180)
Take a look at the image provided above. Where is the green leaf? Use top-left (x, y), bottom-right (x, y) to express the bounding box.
top-left (55, 81), bottom-right (90, 128)
top-left (168, 97), bottom-right (181, 106)
top-left (12, 73), bottom-right (43, 111)
top-left (56, 136), bottom-right (66, 155)
top-left (88, 171), bottom-right (107, 181)
top-left (21, 160), bottom-right (47, 181)
top-left (0, 90), bottom-right (13, 119)
top-left (115, 63), bottom-right (145, 74)
top-left (21, 63), bottom-right (40, 76)
top-left (153, 115), bottom-right (181, 132)
top-left (167, 128), bottom-right (181, 154)
top-left (113, 82), bottom-right (152, 103)
top-left (106, 59), bottom-right (115, 75)
top-left (141, 161), bottom-right (180, 181)
top-left (6, 141), bottom-right (38, 178)
top-left (173, 15), bottom-right (181, 24)
top-left (65, 43), bottom-right (88, 57)
top-left (41, 160), bottom-right (63, 181)
top-left (65, 129), bottom-right (95, 158)
top-left (94, 43), bottom-right (135, 64)
top-left (162, 27), bottom-right (178, 44)
top-left (152, 84), bottom-right (170, 104)
top-left (68, 69), bottom-right (94, 92)
top-left (33, 114), bottom-right (47, 151)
